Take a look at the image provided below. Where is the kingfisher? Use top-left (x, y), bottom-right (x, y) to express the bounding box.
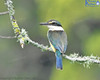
top-left (40, 20), bottom-right (67, 70)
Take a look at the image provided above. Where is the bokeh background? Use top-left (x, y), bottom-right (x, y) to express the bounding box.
top-left (0, 0), bottom-right (100, 80)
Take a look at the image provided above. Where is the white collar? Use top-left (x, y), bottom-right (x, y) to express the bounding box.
top-left (48, 25), bottom-right (64, 31)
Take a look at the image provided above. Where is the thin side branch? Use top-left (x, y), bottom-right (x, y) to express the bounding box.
top-left (4, 0), bottom-right (100, 67)
top-left (0, 11), bottom-right (9, 15)
top-left (0, 35), bottom-right (16, 39)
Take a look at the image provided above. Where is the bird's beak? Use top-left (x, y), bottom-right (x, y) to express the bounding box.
top-left (40, 22), bottom-right (48, 25)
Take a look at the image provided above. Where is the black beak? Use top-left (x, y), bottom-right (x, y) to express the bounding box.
top-left (40, 22), bottom-right (48, 25)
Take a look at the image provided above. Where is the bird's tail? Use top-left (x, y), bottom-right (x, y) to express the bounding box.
top-left (56, 50), bottom-right (62, 70)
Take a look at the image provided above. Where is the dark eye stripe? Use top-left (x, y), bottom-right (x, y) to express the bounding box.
top-left (51, 23), bottom-right (62, 26)
top-left (48, 20), bottom-right (62, 27)
top-left (52, 22), bottom-right (56, 24)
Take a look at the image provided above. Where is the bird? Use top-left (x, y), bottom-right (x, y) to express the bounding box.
top-left (40, 20), bottom-right (67, 70)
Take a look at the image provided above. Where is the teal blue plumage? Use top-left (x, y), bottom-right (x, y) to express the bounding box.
top-left (48, 30), bottom-right (67, 70)
top-left (56, 50), bottom-right (62, 69)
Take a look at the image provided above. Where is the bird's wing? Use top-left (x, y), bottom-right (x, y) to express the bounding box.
top-left (47, 30), bottom-right (67, 53)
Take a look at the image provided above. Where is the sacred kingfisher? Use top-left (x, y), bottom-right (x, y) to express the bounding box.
top-left (40, 20), bottom-right (67, 70)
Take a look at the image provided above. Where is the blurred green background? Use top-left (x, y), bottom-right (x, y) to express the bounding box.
top-left (0, 0), bottom-right (100, 80)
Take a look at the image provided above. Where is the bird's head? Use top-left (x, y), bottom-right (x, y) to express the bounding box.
top-left (40, 20), bottom-right (64, 31)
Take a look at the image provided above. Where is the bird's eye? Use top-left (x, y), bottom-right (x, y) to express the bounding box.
top-left (52, 22), bottom-right (56, 24)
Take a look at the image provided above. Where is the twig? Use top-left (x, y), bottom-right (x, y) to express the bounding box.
top-left (0, 11), bottom-right (9, 15)
top-left (0, 35), bottom-right (16, 39)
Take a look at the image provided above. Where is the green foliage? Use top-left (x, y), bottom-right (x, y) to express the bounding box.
top-left (84, 31), bottom-right (100, 56)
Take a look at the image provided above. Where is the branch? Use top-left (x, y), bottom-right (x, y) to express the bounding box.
top-left (0, 35), bottom-right (16, 39)
top-left (4, 0), bottom-right (100, 67)
top-left (0, 11), bottom-right (9, 15)
top-left (28, 36), bottom-right (52, 52)
top-left (63, 54), bottom-right (100, 67)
